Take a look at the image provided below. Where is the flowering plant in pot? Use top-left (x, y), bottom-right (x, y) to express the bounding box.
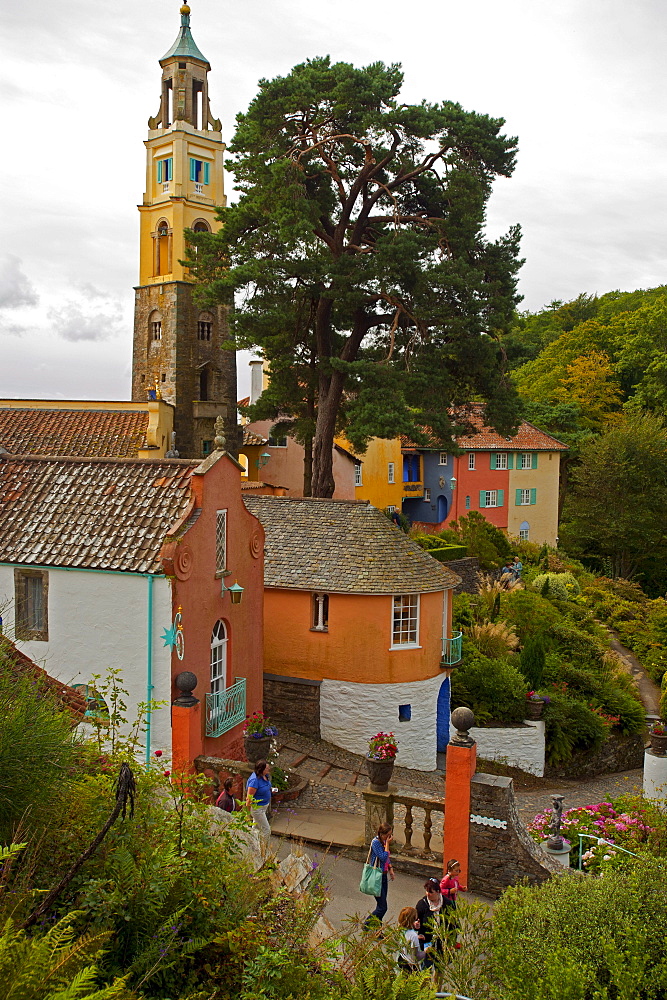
top-left (243, 711), bottom-right (278, 764)
top-left (366, 732), bottom-right (398, 791)
top-left (525, 691), bottom-right (549, 719)
top-left (649, 721), bottom-right (667, 755)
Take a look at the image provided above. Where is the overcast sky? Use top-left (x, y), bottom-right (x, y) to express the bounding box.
top-left (2, 0), bottom-right (666, 401)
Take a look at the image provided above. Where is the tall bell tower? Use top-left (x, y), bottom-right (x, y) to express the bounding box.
top-left (131, 3), bottom-right (238, 458)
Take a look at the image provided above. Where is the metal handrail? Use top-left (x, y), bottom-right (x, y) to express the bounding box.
top-left (577, 832), bottom-right (638, 870)
top-left (442, 631), bottom-right (463, 665)
top-left (205, 677), bottom-right (246, 738)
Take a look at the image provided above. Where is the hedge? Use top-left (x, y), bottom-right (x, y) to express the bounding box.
top-left (428, 544), bottom-right (468, 562)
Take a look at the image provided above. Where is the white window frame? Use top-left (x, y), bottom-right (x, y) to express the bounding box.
top-left (386, 505), bottom-right (396, 513)
top-left (424, 488), bottom-right (431, 502)
top-left (495, 452), bottom-right (508, 470)
top-left (518, 488), bottom-right (531, 506)
top-left (268, 433), bottom-right (287, 447)
top-left (484, 490), bottom-right (498, 508)
top-left (215, 509), bottom-right (227, 576)
top-left (388, 462), bottom-right (395, 484)
top-left (354, 464), bottom-right (362, 487)
top-left (439, 453), bottom-right (448, 466)
top-left (210, 620), bottom-right (227, 697)
top-left (519, 527), bottom-right (530, 540)
top-left (391, 594), bottom-right (421, 649)
top-left (468, 453), bottom-right (475, 470)
top-left (520, 452), bottom-right (532, 469)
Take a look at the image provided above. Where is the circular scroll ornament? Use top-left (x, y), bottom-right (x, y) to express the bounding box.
top-left (249, 531), bottom-right (262, 559)
top-left (174, 544), bottom-right (194, 581)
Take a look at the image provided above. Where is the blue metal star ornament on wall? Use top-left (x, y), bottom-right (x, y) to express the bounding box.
top-left (161, 623), bottom-right (178, 649)
top-left (162, 607), bottom-right (185, 660)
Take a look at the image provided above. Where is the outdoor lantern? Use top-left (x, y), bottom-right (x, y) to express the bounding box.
top-left (450, 477), bottom-right (457, 491)
top-left (228, 582), bottom-right (244, 604)
top-left (256, 451), bottom-right (271, 469)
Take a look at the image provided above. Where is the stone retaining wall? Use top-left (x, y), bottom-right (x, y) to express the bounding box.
top-left (544, 733), bottom-right (645, 780)
top-left (469, 773), bottom-right (561, 897)
top-left (263, 674), bottom-right (321, 738)
top-left (445, 557), bottom-right (481, 594)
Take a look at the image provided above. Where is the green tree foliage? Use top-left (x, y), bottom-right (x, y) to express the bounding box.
top-left (0, 644), bottom-right (83, 842)
top-left (189, 56), bottom-right (523, 496)
top-left (519, 635), bottom-right (546, 688)
top-left (440, 510), bottom-right (512, 570)
top-left (451, 647), bottom-right (527, 724)
top-left (561, 413), bottom-right (667, 580)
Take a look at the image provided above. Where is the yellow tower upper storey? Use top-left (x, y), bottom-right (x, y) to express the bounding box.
top-left (138, 3), bottom-right (225, 286)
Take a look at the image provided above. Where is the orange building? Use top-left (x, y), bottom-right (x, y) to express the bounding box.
top-left (242, 495), bottom-right (462, 770)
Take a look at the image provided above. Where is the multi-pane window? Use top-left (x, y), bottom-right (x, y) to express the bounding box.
top-left (215, 510), bottom-right (227, 575)
top-left (354, 464), bottom-right (362, 486)
top-left (495, 452), bottom-right (508, 470)
top-left (424, 488), bottom-right (431, 502)
top-left (439, 453), bottom-right (448, 466)
top-left (14, 569), bottom-right (48, 641)
top-left (392, 595), bottom-right (419, 647)
top-left (520, 527), bottom-right (530, 540)
top-left (268, 432), bottom-right (287, 447)
top-left (468, 453), bottom-right (476, 470)
top-left (210, 620), bottom-right (227, 726)
top-left (485, 490), bottom-right (498, 507)
top-left (388, 462), bottom-right (395, 484)
top-left (518, 489), bottom-right (531, 506)
top-left (520, 452), bottom-right (532, 469)
top-left (312, 593), bottom-right (329, 632)
top-left (465, 495), bottom-right (471, 509)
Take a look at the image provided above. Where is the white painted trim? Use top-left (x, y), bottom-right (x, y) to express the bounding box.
top-left (390, 593), bottom-right (420, 648)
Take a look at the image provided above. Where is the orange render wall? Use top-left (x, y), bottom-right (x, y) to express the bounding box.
top-left (263, 588), bottom-right (452, 685)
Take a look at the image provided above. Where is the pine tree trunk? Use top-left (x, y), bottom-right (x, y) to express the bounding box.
top-left (303, 436), bottom-right (313, 496)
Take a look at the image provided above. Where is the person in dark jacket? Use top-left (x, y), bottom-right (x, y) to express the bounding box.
top-left (416, 878), bottom-right (444, 964)
top-left (215, 776), bottom-right (238, 812)
top-left (364, 822), bottom-right (394, 925)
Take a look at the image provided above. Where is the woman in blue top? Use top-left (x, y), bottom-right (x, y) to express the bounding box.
top-left (365, 822), bottom-right (394, 925)
top-left (245, 759), bottom-right (272, 841)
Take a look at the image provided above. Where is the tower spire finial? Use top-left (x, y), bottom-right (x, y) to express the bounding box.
top-left (180, 3), bottom-right (191, 25)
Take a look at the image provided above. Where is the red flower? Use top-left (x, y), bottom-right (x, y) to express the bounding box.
top-left (163, 770), bottom-right (171, 777)
top-left (154, 750), bottom-right (163, 757)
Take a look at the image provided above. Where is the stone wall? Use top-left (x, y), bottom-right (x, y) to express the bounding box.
top-left (471, 720), bottom-right (545, 776)
top-left (469, 773), bottom-right (561, 897)
top-left (263, 674), bottom-right (321, 739)
top-left (544, 732), bottom-right (645, 780)
top-left (445, 557), bottom-right (481, 594)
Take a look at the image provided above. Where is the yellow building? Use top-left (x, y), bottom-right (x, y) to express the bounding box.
top-left (131, 3), bottom-right (238, 460)
top-left (506, 450), bottom-right (563, 546)
top-left (338, 436), bottom-right (405, 511)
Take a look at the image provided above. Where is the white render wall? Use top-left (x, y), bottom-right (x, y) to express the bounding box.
top-left (0, 566), bottom-right (173, 754)
top-left (643, 749), bottom-right (667, 804)
top-left (320, 673), bottom-right (445, 771)
top-left (464, 720), bottom-right (545, 776)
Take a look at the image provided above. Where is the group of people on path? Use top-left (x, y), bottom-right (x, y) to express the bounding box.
top-left (366, 823), bottom-right (462, 970)
top-left (500, 556), bottom-right (522, 587)
top-left (214, 759), bottom-right (272, 841)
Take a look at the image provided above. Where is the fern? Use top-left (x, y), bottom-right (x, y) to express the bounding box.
top-left (347, 967), bottom-right (436, 1000)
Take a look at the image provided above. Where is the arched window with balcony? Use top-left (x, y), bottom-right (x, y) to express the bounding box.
top-left (148, 309), bottom-right (163, 347)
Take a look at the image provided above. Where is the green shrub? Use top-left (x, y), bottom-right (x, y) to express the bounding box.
top-left (549, 620), bottom-right (606, 664)
top-left (428, 544), bottom-right (468, 562)
top-left (440, 511), bottom-right (511, 570)
top-left (542, 692), bottom-right (610, 765)
top-left (532, 572), bottom-right (581, 601)
top-left (499, 590), bottom-right (561, 641)
top-left (451, 649), bottom-right (527, 724)
top-left (519, 635), bottom-right (546, 688)
top-left (488, 857), bottom-right (667, 1000)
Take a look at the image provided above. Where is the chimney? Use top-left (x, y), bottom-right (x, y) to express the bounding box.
top-left (249, 359), bottom-right (264, 405)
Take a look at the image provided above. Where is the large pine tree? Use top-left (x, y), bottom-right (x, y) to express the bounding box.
top-left (190, 57), bottom-right (523, 496)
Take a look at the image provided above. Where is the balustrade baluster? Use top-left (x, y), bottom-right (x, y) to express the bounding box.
top-left (423, 807), bottom-right (433, 853)
top-left (404, 805), bottom-right (413, 850)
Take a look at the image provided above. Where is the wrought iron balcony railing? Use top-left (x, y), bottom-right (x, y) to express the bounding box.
top-left (205, 677), bottom-right (246, 738)
top-left (441, 631), bottom-right (463, 666)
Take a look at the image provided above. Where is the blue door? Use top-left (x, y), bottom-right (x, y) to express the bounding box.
top-left (436, 676), bottom-right (451, 752)
top-left (437, 494), bottom-right (448, 522)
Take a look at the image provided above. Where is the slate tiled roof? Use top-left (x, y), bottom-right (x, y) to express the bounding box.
top-left (0, 407), bottom-right (150, 458)
top-left (1, 637), bottom-right (87, 720)
top-left (242, 495), bottom-right (460, 594)
top-left (0, 456), bottom-right (199, 573)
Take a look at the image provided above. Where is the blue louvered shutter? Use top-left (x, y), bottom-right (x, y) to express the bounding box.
top-left (167, 157), bottom-right (173, 180)
top-left (157, 160), bottom-right (162, 183)
top-left (530, 488), bottom-right (537, 505)
top-left (203, 161), bottom-right (210, 184)
top-left (190, 158), bottom-right (197, 181)
top-left (497, 489), bottom-right (504, 507)
top-left (507, 453), bottom-right (514, 469)
top-left (479, 491), bottom-right (486, 508)
top-left (490, 453), bottom-right (497, 470)
top-left (532, 453), bottom-right (538, 469)
top-left (515, 488), bottom-right (522, 506)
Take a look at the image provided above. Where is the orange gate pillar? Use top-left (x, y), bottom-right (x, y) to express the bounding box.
top-left (443, 707), bottom-right (477, 888)
top-left (171, 670), bottom-right (203, 775)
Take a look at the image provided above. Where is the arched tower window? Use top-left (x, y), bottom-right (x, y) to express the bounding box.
top-left (148, 310), bottom-right (163, 345)
top-left (192, 219), bottom-right (210, 233)
top-left (155, 220), bottom-right (171, 276)
top-left (198, 311), bottom-right (214, 341)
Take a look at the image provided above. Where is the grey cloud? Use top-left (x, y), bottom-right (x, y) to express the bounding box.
top-left (0, 322), bottom-right (30, 338)
top-left (47, 294), bottom-right (123, 342)
top-left (0, 255), bottom-right (39, 309)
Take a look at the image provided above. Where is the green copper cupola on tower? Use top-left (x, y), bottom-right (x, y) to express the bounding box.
top-left (131, 3), bottom-right (238, 459)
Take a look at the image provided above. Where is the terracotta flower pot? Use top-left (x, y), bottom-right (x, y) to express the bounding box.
top-left (244, 734), bottom-right (273, 764)
top-left (526, 699), bottom-right (545, 721)
top-left (366, 755), bottom-right (395, 792)
top-left (649, 732), bottom-right (667, 756)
